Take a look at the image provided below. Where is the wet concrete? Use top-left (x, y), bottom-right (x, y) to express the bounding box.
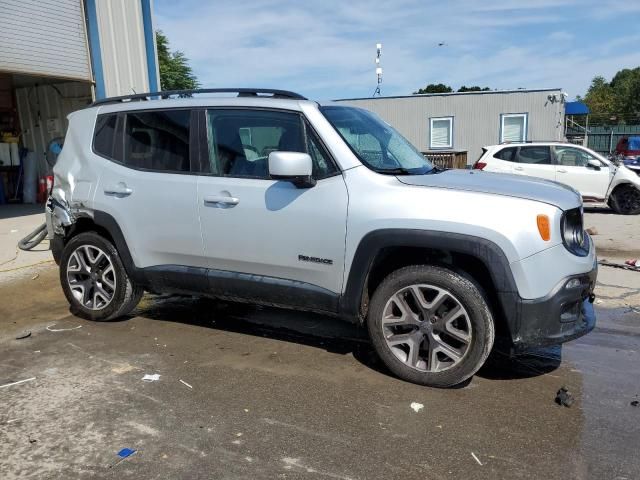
top-left (1, 266), bottom-right (639, 480)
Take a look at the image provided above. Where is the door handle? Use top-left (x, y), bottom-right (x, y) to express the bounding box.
top-left (204, 195), bottom-right (239, 206)
top-left (557, 168), bottom-right (567, 173)
top-left (104, 182), bottom-right (133, 196)
top-left (514, 166), bottom-right (524, 171)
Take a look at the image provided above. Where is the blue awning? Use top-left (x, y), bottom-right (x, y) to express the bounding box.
top-left (565, 101), bottom-right (590, 115)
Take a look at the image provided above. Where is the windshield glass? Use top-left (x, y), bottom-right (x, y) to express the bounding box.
top-left (320, 106), bottom-right (434, 174)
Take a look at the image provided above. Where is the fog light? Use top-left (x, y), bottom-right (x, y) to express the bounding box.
top-left (565, 278), bottom-right (582, 289)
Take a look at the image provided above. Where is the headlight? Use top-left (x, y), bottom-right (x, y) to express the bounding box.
top-left (561, 208), bottom-right (589, 256)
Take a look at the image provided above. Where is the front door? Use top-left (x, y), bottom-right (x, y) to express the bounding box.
top-left (553, 146), bottom-right (611, 201)
top-left (197, 108), bottom-right (348, 310)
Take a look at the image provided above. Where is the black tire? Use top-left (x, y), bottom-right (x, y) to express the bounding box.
top-left (59, 232), bottom-right (143, 321)
top-left (367, 265), bottom-right (495, 388)
top-left (609, 185), bottom-right (640, 215)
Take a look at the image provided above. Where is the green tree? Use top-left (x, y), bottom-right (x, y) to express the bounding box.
top-left (457, 86), bottom-right (491, 92)
top-left (609, 67), bottom-right (640, 115)
top-left (156, 31), bottom-right (199, 91)
top-left (578, 75), bottom-right (615, 114)
top-left (413, 83), bottom-right (453, 94)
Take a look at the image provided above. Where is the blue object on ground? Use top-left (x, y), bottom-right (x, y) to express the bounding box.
top-left (117, 448), bottom-right (136, 458)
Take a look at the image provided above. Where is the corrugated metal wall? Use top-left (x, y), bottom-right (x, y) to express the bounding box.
top-left (337, 90), bottom-right (565, 164)
top-left (95, 0), bottom-right (150, 97)
top-left (15, 82), bottom-right (92, 175)
top-left (0, 0), bottom-right (91, 81)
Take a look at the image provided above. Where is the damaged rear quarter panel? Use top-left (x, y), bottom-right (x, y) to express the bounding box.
top-left (52, 108), bottom-right (103, 208)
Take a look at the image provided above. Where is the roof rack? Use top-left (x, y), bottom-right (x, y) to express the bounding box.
top-left (91, 88), bottom-right (307, 107)
top-left (500, 140), bottom-right (566, 145)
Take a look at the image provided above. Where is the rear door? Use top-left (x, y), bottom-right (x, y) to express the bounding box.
top-left (486, 146), bottom-right (518, 173)
top-left (512, 145), bottom-right (556, 181)
top-left (93, 108), bottom-right (205, 269)
top-left (553, 145), bottom-right (610, 200)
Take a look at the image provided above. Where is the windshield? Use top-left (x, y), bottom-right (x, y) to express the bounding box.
top-left (320, 106), bottom-right (434, 174)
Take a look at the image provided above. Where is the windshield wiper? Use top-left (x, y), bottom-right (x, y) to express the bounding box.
top-left (372, 167), bottom-right (414, 175)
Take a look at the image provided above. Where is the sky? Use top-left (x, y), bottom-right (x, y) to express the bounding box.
top-left (154, 0), bottom-right (640, 101)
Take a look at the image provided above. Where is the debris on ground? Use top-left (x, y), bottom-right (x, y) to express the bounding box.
top-left (31, 273), bottom-right (39, 280)
top-left (15, 331), bottom-right (31, 340)
top-left (631, 401), bottom-right (639, 407)
top-left (46, 324), bottom-right (83, 332)
top-left (555, 386), bottom-right (574, 407)
top-left (28, 435), bottom-right (37, 444)
top-left (585, 227), bottom-right (598, 236)
top-left (410, 402), bottom-right (424, 413)
top-left (141, 374), bottom-right (161, 382)
top-left (0, 377), bottom-right (36, 389)
top-left (599, 260), bottom-right (640, 272)
top-left (471, 452), bottom-right (483, 466)
top-left (109, 448), bottom-right (137, 468)
top-left (179, 379), bottom-right (193, 389)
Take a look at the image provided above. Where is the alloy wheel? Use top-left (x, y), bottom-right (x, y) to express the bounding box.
top-left (381, 284), bottom-right (472, 372)
top-left (66, 245), bottom-right (116, 310)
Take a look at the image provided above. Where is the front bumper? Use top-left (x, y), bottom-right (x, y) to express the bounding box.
top-left (511, 264), bottom-right (597, 351)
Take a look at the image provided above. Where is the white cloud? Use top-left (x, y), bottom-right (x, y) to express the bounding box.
top-left (155, 0), bottom-right (636, 99)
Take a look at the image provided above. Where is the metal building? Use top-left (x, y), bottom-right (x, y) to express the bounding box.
top-left (0, 0), bottom-right (159, 199)
top-left (336, 89), bottom-right (566, 166)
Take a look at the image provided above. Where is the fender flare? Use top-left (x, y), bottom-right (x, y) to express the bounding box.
top-left (339, 229), bottom-right (520, 327)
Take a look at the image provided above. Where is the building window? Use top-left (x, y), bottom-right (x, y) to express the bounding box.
top-left (501, 113), bottom-right (528, 143)
top-left (429, 117), bottom-right (453, 149)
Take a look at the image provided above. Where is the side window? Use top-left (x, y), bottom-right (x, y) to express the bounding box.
top-left (306, 126), bottom-right (338, 179)
top-left (93, 114), bottom-right (118, 160)
top-left (555, 147), bottom-right (597, 167)
top-left (516, 146), bottom-right (552, 165)
top-left (206, 109), bottom-right (337, 179)
top-left (493, 147), bottom-right (517, 161)
top-left (123, 110), bottom-right (191, 172)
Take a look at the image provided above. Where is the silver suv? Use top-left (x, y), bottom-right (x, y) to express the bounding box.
top-left (47, 88), bottom-right (597, 387)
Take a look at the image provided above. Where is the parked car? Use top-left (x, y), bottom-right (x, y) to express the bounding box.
top-left (615, 136), bottom-right (640, 161)
top-left (474, 142), bottom-right (640, 215)
top-left (46, 88), bottom-right (596, 388)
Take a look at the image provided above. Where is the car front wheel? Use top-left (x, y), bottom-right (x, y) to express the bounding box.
top-left (367, 265), bottom-right (494, 388)
top-left (59, 232), bottom-right (143, 321)
top-left (609, 185), bottom-right (640, 215)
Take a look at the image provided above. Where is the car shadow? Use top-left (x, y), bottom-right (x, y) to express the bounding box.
top-left (584, 206), bottom-right (616, 215)
top-left (131, 294), bottom-right (561, 385)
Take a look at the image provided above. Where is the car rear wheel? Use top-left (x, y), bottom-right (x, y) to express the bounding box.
top-left (60, 232), bottom-right (143, 321)
top-left (367, 265), bottom-right (494, 388)
top-left (609, 185), bottom-right (640, 215)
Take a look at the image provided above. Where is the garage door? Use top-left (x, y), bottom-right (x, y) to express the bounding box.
top-left (0, 0), bottom-right (91, 81)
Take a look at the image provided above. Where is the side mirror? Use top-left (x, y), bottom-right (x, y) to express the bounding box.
top-left (268, 151), bottom-right (316, 188)
top-left (586, 159), bottom-right (601, 170)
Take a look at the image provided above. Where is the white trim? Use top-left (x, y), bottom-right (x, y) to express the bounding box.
top-left (429, 116), bottom-right (453, 149)
top-left (500, 113), bottom-right (528, 143)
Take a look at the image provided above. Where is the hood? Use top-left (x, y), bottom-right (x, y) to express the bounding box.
top-left (396, 170), bottom-right (581, 211)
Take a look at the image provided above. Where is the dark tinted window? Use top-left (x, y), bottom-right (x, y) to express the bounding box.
top-left (124, 110), bottom-right (190, 172)
top-left (93, 114), bottom-right (118, 159)
top-left (206, 109), bottom-right (337, 179)
top-left (493, 147), bottom-right (517, 161)
top-left (516, 146), bottom-right (551, 164)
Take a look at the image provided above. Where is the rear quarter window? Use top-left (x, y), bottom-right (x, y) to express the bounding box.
top-left (93, 114), bottom-right (118, 159)
top-left (493, 147), bottom-right (517, 161)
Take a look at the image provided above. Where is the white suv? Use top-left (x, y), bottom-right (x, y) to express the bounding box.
top-left (475, 142), bottom-right (640, 215)
top-left (47, 88), bottom-right (597, 388)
